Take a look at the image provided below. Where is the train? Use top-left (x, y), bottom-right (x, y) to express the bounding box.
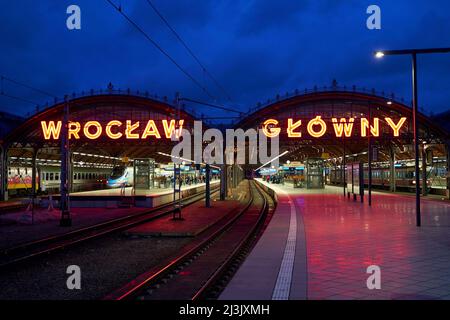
top-left (106, 166), bottom-right (134, 188)
top-left (327, 163), bottom-right (448, 194)
top-left (105, 164), bottom-right (220, 189)
top-left (7, 165), bottom-right (111, 196)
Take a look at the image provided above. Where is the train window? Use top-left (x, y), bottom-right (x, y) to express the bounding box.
top-left (73, 173), bottom-right (76, 180)
top-left (82, 173), bottom-right (85, 179)
top-left (55, 173), bottom-right (59, 180)
top-left (50, 173), bottom-right (54, 180)
top-left (17, 168), bottom-right (20, 175)
top-left (25, 168), bottom-right (28, 175)
top-left (45, 173), bottom-right (49, 180)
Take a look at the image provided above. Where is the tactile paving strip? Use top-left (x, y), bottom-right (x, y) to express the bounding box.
top-left (271, 192), bottom-right (297, 300)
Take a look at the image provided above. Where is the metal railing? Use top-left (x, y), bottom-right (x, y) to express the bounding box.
top-left (240, 84), bottom-right (435, 126)
top-left (21, 84), bottom-right (434, 127)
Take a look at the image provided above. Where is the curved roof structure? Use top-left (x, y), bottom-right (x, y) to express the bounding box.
top-left (4, 94), bottom-right (197, 165)
top-left (237, 90), bottom-right (449, 163)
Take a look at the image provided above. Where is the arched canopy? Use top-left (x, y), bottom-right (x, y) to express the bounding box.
top-left (237, 90), bottom-right (449, 163)
top-left (4, 94), bottom-right (197, 165)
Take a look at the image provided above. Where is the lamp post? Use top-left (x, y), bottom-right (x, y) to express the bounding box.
top-left (374, 47), bottom-right (450, 227)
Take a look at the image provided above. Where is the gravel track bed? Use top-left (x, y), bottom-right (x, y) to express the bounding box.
top-left (0, 234), bottom-right (191, 300)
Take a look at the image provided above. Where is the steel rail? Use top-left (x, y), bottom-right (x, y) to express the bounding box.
top-left (192, 180), bottom-right (270, 300)
top-left (105, 180), bottom-right (273, 301)
top-left (0, 186), bottom-right (219, 270)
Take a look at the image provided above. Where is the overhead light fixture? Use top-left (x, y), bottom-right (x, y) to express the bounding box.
top-left (375, 51), bottom-right (385, 58)
top-left (255, 150), bottom-right (289, 171)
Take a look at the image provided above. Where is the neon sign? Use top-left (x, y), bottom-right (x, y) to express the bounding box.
top-left (263, 117), bottom-right (407, 138)
top-left (41, 119), bottom-right (184, 140)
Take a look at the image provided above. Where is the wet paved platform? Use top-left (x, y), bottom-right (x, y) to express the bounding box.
top-left (221, 179), bottom-right (450, 300)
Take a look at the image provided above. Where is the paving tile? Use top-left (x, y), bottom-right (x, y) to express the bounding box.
top-left (222, 181), bottom-right (450, 300)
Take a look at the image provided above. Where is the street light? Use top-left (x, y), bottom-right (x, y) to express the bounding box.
top-left (374, 47), bottom-right (450, 227)
top-left (375, 51), bottom-right (385, 58)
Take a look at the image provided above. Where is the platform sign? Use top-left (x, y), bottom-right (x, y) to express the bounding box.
top-left (133, 158), bottom-right (155, 189)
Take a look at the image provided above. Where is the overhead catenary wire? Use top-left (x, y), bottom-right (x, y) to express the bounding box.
top-left (145, 0), bottom-right (233, 102)
top-left (0, 92), bottom-right (41, 106)
top-left (180, 97), bottom-right (243, 114)
top-left (105, 0), bottom-right (217, 101)
top-left (1, 75), bottom-right (57, 98)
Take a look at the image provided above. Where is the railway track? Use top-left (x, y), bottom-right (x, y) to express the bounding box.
top-left (0, 186), bottom-right (219, 270)
top-left (105, 179), bottom-right (275, 300)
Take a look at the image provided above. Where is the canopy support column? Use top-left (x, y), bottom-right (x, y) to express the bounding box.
top-left (0, 144), bottom-right (9, 201)
top-left (389, 146), bottom-right (396, 192)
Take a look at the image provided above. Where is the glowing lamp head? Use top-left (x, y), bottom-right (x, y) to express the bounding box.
top-left (387, 101), bottom-right (392, 105)
top-left (375, 51), bottom-right (385, 59)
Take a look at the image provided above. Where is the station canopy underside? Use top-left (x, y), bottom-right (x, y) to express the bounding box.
top-left (4, 94), bottom-right (197, 166)
top-left (236, 91), bottom-right (449, 165)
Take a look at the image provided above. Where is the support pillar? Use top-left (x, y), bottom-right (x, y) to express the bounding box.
top-left (446, 142), bottom-right (450, 200)
top-left (343, 142), bottom-right (346, 197)
top-left (0, 145), bottom-right (9, 202)
top-left (389, 146), bottom-right (396, 192)
top-left (220, 164), bottom-right (226, 200)
top-left (30, 147), bottom-right (39, 223)
top-left (205, 164), bottom-right (210, 208)
top-left (69, 151), bottom-right (74, 193)
top-left (60, 97), bottom-right (71, 226)
top-left (368, 104), bottom-right (372, 206)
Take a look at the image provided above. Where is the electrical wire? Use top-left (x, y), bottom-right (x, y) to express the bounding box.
top-left (145, 0), bottom-right (233, 102)
top-left (105, 0), bottom-right (217, 101)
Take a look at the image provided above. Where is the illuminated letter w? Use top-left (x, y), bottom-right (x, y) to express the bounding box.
top-left (332, 118), bottom-right (355, 137)
top-left (41, 121), bottom-right (62, 140)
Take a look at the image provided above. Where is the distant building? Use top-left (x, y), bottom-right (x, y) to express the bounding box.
top-left (0, 111), bottom-right (24, 141)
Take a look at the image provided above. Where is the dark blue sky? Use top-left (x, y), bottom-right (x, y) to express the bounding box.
top-left (1, 0), bottom-right (449, 122)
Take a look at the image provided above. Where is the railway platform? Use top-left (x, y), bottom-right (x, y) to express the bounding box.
top-left (0, 181), bottom-right (219, 250)
top-left (220, 179), bottom-right (450, 300)
top-left (46, 180), bottom-right (220, 208)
